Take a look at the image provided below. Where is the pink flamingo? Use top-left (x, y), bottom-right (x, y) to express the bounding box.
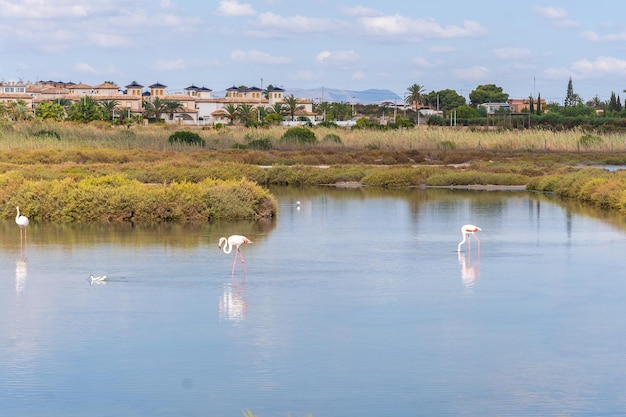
top-left (218, 235), bottom-right (252, 275)
top-left (457, 224), bottom-right (481, 252)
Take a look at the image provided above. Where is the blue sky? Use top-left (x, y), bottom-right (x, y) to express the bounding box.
top-left (1, 0), bottom-right (626, 104)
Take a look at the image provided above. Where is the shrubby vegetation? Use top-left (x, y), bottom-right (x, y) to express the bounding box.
top-left (0, 121), bottom-right (625, 222)
top-left (0, 172), bottom-right (276, 224)
top-left (527, 168), bottom-right (626, 214)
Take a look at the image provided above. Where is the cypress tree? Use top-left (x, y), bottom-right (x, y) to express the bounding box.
top-left (536, 93), bottom-right (542, 115)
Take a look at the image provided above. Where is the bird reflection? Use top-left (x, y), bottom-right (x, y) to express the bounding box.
top-left (458, 249), bottom-right (480, 293)
top-left (15, 256), bottom-right (27, 294)
top-left (218, 275), bottom-right (248, 322)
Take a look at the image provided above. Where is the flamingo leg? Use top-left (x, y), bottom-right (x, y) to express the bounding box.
top-left (231, 250), bottom-right (239, 275)
top-left (238, 248), bottom-right (247, 273)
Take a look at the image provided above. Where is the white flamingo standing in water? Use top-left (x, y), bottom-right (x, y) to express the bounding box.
top-left (15, 206), bottom-right (29, 249)
top-left (457, 224), bottom-right (481, 252)
top-left (218, 235), bottom-right (252, 275)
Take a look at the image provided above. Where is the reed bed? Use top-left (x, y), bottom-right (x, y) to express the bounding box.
top-left (2, 121), bottom-right (626, 154)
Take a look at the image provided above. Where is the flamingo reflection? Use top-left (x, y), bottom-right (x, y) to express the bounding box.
top-left (218, 275), bottom-right (248, 322)
top-left (458, 248), bottom-right (480, 293)
top-left (16, 257), bottom-right (27, 294)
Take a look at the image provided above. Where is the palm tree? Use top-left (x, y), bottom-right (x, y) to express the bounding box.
top-left (315, 101), bottom-right (331, 122)
top-left (222, 103), bottom-right (239, 125)
top-left (163, 100), bottom-right (184, 121)
top-left (283, 94), bottom-right (304, 121)
top-left (142, 97), bottom-right (168, 121)
top-left (257, 106), bottom-right (270, 123)
top-left (269, 102), bottom-right (286, 116)
top-left (237, 103), bottom-right (255, 124)
top-left (67, 96), bottom-right (105, 122)
top-left (406, 83), bottom-right (425, 110)
top-left (7, 99), bottom-right (32, 121)
top-left (98, 99), bottom-right (120, 121)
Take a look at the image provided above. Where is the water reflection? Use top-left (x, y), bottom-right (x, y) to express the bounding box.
top-left (15, 257), bottom-right (27, 294)
top-left (458, 250), bottom-right (480, 293)
top-left (219, 276), bottom-right (248, 322)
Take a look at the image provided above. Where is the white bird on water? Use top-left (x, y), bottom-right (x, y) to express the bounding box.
top-left (218, 235), bottom-right (252, 275)
top-left (15, 206), bottom-right (29, 229)
top-left (457, 224), bottom-right (481, 252)
top-left (89, 274), bottom-right (107, 282)
top-left (15, 206), bottom-right (29, 251)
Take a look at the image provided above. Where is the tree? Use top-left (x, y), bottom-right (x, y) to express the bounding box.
top-left (455, 105), bottom-right (479, 119)
top-left (434, 89), bottom-right (467, 113)
top-left (529, 96), bottom-right (535, 114)
top-left (406, 83), bottom-right (426, 124)
top-left (315, 101), bottom-right (331, 122)
top-left (142, 97), bottom-right (168, 121)
top-left (222, 103), bottom-right (239, 125)
top-left (283, 94), bottom-right (304, 121)
top-left (162, 100), bottom-right (184, 121)
top-left (269, 102), bottom-right (286, 116)
top-left (36, 101), bottom-right (65, 121)
top-left (468, 84), bottom-right (508, 106)
top-left (564, 77), bottom-right (576, 107)
top-left (406, 83), bottom-right (425, 109)
top-left (329, 102), bottom-right (351, 121)
top-left (7, 99), bottom-right (32, 121)
top-left (536, 93), bottom-right (542, 115)
top-left (67, 96), bottom-right (105, 122)
top-left (98, 99), bottom-right (120, 121)
top-left (236, 103), bottom-right (255, 124)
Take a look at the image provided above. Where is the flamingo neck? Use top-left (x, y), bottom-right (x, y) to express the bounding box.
top-left (457, 233), bottom-right (467, 251)
top-left (221, 239), bottom-right (233, 254)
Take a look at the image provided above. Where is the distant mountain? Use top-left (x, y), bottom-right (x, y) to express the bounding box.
top-left (284, 87), bottom-right (402, 104)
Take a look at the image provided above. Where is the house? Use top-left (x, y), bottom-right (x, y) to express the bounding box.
top-left (0, 79), bottom-right (314, 125)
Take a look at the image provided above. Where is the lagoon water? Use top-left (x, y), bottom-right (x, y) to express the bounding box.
top-left (1, 186), bottom-right (626, 417)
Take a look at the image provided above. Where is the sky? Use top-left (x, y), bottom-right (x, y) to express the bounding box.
top-left (1, 0), bottom-right (626, 104)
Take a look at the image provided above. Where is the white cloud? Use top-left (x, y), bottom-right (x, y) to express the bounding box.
top-left (289, 70), bottom-right (317, 82)
top-left (532, 6), bottom-right (568, 20)
top-left (0, 1), bottom-right (202, 53)
top-left (429, 45), bottom-right (456, 53)
top-left (351, 71), bottom-right (366, 80)
top-left (215, 0), bottom-right (255, 16)
top-left (252, 12), bottom-right (346, 35)
top-left (230, 49), bottom-right (291, 65)
top-left (413, 57), bottom-right (436, 68)
top-left (359, 15), bottom-right (487, 40)
top-left (571, 56), bottom-right (626, 77)
top-left (315, 50), bottom-right (361, 68)
top-left (74, 63), bottom-right (99, 74)
top-left (493, 47), bottom-right (531, 60)
top-left (532, 6), bottom-right (577, 29)
top-left (451, 66), bottom-right (490, 81)
top-left (339, 5), bottom-right (382, 17)
top-left (152, 59), bottom-right (187, 71)
top-left (581, 30), bottom-right (626, 42)
top-left (87, 33), bottom-right (132, 49)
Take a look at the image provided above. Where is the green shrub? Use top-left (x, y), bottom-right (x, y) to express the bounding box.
top-left (249, 138), bottom-right (273, 150)
top-left (438, 140), bottom-right (457, 150)
top-left (323, 133), bottom-right (342, 144)
top-left (34, 129), bottom-right (60, 140)
top-left (280, 127), bottom-right (317, 145)
top-left (577, 134), bottom-right (603, 150)
top-left (168, 130), bottom-right (205, 146)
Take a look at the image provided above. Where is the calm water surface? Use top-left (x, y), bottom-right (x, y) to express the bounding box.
top-left (1, 186), bottom-right (626, 417)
